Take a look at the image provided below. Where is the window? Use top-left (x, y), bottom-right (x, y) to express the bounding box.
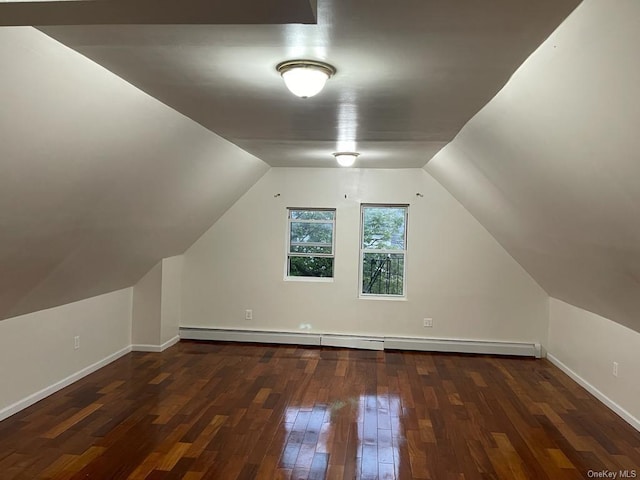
top-left (287, 208), bottom-right (335, 278)
top-left (360, 204), bottom-right (408, 296)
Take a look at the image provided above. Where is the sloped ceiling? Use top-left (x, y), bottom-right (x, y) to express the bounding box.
top-left (0, 27), bottom-right (269, 321)
top-left (0, 0), bottom-right (582, 322)
top-left (426, 0), bottom-right (640, 333)
top-left (38, 0), bottom-right (580, 168)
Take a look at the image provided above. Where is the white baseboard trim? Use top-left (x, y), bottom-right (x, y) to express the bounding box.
top-left (180, 327), bottom-right (539, 356)
top-left (132, 335), bottom-right (180, 353)
top-left (0, 345), bottom-right (132, 423)
top-left (547, 354), bottom-right (640, 432)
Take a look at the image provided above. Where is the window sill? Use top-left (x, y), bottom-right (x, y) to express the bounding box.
top-left (359, 294), bottom-right (407, 301)
top-left (284, 276), bottom-right (334, 283)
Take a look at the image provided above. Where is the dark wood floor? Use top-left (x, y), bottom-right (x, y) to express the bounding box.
top-left (0, 341), bottom-right (638, 479)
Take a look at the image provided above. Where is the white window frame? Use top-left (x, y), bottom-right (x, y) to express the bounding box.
top-left (285, 207), bottom-right (336, 281)
top-left (359, 204), bottom-right (408, 299)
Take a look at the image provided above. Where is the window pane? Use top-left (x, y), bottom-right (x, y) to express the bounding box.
top-left (286, 208), bottom-right (335, 279)
top-left (362, 207), bottom-right (406, 250)
top-left (361, 253), bottom-right (404, 295)
top-left (290, 210), bottom-right (335, 221)
top-left (290, 222), bottom-right (333, 246)
top-left (290, 245), bottom-right (333, 255)
top-left (289, 256), bottom-right (334, 277)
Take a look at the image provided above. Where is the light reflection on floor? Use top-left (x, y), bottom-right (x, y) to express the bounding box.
top-left (281, 393), bottom-right (403, 478)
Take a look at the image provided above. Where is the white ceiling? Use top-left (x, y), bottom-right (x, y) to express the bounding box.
top-left (0, 27), bottom-right (268, 320)
top-left (11, 0), bottom-right (631, 330)
top-left (427, 0), bottom-right (640, 333)
top-left (38, 0), bottom-right (580, 168)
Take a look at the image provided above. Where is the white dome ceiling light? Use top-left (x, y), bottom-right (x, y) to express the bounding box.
top-left (333, 152), bottom-right (359, 167)
top-left (276, 60), bottom-right (336, 98)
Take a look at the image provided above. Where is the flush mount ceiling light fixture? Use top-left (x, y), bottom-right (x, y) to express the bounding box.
top-left (276, 60), bottom-right (336, 98)
top-left (333, 152), bottom-right (359, 167)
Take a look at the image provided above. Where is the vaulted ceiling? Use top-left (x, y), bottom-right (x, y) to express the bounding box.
top-left (427, 0), bottom-right (640, 333)
top-left (0, 27), bottom-right (268, 320)
top-left (4, 0), bottom-right (639, 337)
top-left (37, 0), bottom-right (579, 168)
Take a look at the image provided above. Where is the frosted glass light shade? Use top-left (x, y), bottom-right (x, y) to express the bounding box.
top-left (277, 60), bottom-right (336, 98)
top-left (333, 152), bottom-right (359, 167)
top-left (282, 68), bottom-right (328, 98)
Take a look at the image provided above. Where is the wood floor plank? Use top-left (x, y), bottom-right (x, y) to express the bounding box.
top-left (41, 403), bottom-right (103, 439)
top-left (0, 341), bottom-right (638, 479)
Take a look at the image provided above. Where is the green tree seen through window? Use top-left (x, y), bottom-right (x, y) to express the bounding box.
top-left (287, 208), bottom-right (335, 278)
top-left (361, 206), bottom-right (407, 295)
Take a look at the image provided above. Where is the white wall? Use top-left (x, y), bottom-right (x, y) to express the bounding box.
top-left (161, 256), bottom-right (183, 344)
top-left (182, 168), bottom-right (548, 343)
top-left (548, 298), bottom-right (640, 429)
top-left (132, 262), bottom-right (162, 346)
top-left (132, 256), bottom-right (183, 348)
top-left (0, 288), bottom-right (132, 418)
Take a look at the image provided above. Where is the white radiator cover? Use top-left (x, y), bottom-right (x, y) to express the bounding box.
top-left (179, 327), bottom-right (541, 357)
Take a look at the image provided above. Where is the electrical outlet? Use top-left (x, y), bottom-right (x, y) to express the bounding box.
top-left (74, 336), bottom-right (80, 350)
top-left (245, 309), bottom-right (253, 321)
top-left (613, 361), bottom-right (619, 377)
top-left (423, 318), bottom-right (433, 328)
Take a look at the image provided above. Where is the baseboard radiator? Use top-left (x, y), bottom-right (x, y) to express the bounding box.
top-left (179, 327), bottom-right (541, 358)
